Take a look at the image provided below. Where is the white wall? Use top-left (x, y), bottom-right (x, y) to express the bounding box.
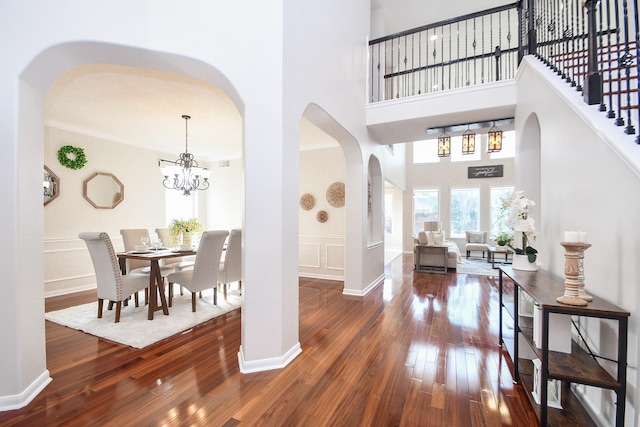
top-left (284, 0), bottom-right (384, 297)
top-left (205, 158), bottom-right (243, 231)
top-left (299, 147), bottom-right (346, 280)
top-left (516, 57), bottom-right (639, 427)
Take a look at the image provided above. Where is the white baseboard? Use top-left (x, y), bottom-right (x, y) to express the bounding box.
top-left (342, 273), bottom-right (384, 297)
top-left (0, 370), bottom-right (51, 411)
top-left (45, 283), bottom-right (96, 298)
top-left (237, 342), bottom-right (302, 374)
top-left (298, 272), bottom-right (344, 281)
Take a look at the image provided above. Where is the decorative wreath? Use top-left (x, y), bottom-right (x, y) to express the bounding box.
top-left (57, 145), bottom-right (87, 170)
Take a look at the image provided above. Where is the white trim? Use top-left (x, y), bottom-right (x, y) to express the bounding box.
top-left (44, 273), bottom-right (94, 284)
top-left (298, 242), bottom-right (321, 268)
top-left (342, 273), bottom-right (384, 297)
top-left (0, 370), bottom-right (52, 411)
top-left (298, 273), bottom-right (344, 281)
top-left (237, 342), bottom-right (302, 374)
top-left (45, 283), bottom-right (96, 298)
top-left (367, 241), bottom-right (383, 250)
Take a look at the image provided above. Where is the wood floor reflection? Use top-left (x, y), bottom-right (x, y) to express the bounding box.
top-left (0, 254), bottom-right (539, 426)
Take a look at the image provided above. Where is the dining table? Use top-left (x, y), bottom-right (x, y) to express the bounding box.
top-left (117, 249), bottom-right (196, 320)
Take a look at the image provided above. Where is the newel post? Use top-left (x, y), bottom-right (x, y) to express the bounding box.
top-left (583, 0), bottom-right (603, 105)
top-left (527, 0), bottom-right (537, 55)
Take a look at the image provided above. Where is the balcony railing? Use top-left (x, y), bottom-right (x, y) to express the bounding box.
top-left (369, 3), bottom-right (520, 103)
top-left (370, 0), bottom-right (640, 144)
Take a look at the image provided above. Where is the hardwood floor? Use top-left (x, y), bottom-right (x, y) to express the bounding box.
top-left (1, 254), bottom-right (543, 426)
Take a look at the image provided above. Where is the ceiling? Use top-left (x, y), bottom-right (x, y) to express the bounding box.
top-left (45, 64), bottom-right (337, 162)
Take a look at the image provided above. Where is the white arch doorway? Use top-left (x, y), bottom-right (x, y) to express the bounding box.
top-left (5, 41), bottom-right (247, 409)
top-left (301, 104), bottom-right (367, 294)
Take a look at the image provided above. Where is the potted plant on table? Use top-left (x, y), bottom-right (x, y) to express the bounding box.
top-left (501, 190), bottom-right (538, 271)
top-left (168, 218), bottom-right (204, 247)
top-left (493, 232), bottom-right (513, 247)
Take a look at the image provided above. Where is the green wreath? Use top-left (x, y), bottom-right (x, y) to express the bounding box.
top-left (57, 145), bottom-right (87, 170)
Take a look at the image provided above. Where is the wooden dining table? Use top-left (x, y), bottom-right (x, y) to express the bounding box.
top-left (117, 249), bottom-right (196, 320)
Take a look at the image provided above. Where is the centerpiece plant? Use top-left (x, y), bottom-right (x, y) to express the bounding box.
top-left (168, 218), bottom-right (204, 246)
top-left (501, 190), bottom-right (538, 263)
top-left (493, 232), bottom-right (513, 247)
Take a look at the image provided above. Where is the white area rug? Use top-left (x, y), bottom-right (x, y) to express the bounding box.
top-left (455, 259), bottom-right (500, 276)
top-left (45, 288), bottom-right (241, 349)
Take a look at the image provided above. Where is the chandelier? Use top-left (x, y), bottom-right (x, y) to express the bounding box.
top-left (160, 115), bottom-right (210, 196)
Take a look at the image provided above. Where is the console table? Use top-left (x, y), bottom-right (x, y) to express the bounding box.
top-left (414, 245), bottom-right (447, 274)
top-left (498, 266), bottom-right (629, 426)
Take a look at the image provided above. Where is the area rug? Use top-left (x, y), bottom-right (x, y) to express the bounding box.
top-left (45, 288), bottom-right (241, 349)
top-left (455, 258), bottom-right (500, 276)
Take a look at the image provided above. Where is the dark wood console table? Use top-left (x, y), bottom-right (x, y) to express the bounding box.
top-left (498, 266), bottom-right (629, 426)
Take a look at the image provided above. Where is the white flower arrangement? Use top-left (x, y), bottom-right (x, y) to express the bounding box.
top-left (501, 190), bottom-right (538, 262)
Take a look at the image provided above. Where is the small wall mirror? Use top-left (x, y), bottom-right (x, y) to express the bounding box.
top-left (83, 172), bottom-right (124, 209)
top-left (43, 165), bottom-right (60, 206)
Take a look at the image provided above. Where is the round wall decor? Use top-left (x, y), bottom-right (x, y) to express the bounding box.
top-left (316, 210), bottom-right (328, 223)
top-left (57, 145), bottom-right (87, 170)
top-left (299, 193), bottom-right (315, 210)
top-left (326, 181), bottom-right (345, 207)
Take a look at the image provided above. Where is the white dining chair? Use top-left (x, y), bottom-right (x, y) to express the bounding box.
top-left (218, 228), bottom-right (242, 300)
top-left (155, 227), bottom-right (195, 271)
top-left (167, 230), bottom-right (229, 311)
top-left (79, 232), bottom-right (149, 323)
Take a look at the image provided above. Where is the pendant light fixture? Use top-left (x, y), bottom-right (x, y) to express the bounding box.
top-left (437, 130), bottom-right (451, 157)
top-left (462, 127), bottom-right (476, 154)
top-left (160, 115), bottom-right (211, 196)
top-left (487, 122), bottom-right (503, 153)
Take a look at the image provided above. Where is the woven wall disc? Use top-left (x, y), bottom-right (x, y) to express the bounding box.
top-left (316, 210), bottom-right (328, 223)
top-left (326, 182), bottom-right (345, 207)
top-left (299, 193), bottom-right (315, 210)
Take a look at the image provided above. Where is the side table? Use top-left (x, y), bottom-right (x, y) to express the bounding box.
top-left (415, 245), bottom-right (448, 274)
top-left (488, 245), bottom-right (513, 269)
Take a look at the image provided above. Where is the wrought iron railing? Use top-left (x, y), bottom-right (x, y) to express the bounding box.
top-left (368, 3), bottom-right (520, 103)
top-left (370, 0), bottom-right (640, 143)
top-left (523, 0), bottom-right (640, 142)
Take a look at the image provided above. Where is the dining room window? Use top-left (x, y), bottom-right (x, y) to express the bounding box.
top-left (165, 189), bottom-right (198, 224)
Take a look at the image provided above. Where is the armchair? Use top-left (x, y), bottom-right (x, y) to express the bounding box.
top-left (465, 231), bottom-right (490, 258)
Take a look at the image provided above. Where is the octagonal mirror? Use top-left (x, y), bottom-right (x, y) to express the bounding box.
top-left (83, 172), bottom-right (124, 209)
top-left (43, 165), bottom-right (60, 206)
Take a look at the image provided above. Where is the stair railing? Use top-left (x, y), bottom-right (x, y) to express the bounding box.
top-left (522, 0), bottom-right (639, 141)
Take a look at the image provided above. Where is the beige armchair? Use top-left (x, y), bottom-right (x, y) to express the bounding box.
top-left (465, 231), bottom-right (490, 258)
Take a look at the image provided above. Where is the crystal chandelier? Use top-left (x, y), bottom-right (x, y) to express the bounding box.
top-left (160, 115), bottom-right (210, 196)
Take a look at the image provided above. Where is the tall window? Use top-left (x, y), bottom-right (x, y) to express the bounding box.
top-left (490, 186), bottom-right (514, 236)
top-left (165, 189), bottom-right (198, 226)
top-left (413, 189), bottom-right (439, 236)
top-left (450, 188), bottom-right (479, 236)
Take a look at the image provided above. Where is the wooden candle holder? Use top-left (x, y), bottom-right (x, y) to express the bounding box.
top-left (557, 242), bottom-right (591, 306)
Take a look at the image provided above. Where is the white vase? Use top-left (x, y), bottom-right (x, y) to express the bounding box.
top-left (512, 254), bottom-right (538, 271)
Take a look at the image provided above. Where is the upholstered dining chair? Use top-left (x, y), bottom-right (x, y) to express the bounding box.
top-left (79, 232), bottom-right (149, 323)
top-left (218, 228), bottom-right (242, 300)
top-left (155, 227), bottom-right (195, 271)
top-left (167, 230), bottom-right (229, 311)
